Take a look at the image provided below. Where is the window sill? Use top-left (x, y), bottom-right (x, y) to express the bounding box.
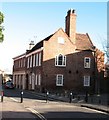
top-left (55, 65), bottom-right (66, 67)
top-left (56, 85), bottom-right (63, 86)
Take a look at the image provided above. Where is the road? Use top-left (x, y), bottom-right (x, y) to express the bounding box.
top-left (3, 88), bottom-right (109, 119)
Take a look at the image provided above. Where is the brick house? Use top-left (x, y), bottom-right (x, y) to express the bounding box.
top-left (13, 9), bottom-right (104, 94)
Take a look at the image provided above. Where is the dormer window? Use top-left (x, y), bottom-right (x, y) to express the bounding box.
top-left (84, 57), bottom-right (91, 68)
top-left (55, 54), bottom-right (66, 66)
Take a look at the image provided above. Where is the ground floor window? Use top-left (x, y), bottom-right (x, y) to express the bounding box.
top-left (83, 75), bottom-right (90, 86)
top-left (29, 75), bottom-right (32, 84)
top-left (56, 74), bottom-right (63, 86)
top-left (35, 74), bottom-right (41, 86)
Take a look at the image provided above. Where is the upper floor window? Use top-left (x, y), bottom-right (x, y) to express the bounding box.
top-left (84, 57), bottom-right (91, 68)
top-left (58, 37), bottom-right (65, 44)
top-left (84, 76), bottom-right (90, 86)
top-left (55, 54), bottom-right (66, 66)
top-left (30, 55), bottom-right (32, 68)
top-left (56, 74), bottom-right (63, 86)
top-left (27, 57), bottom-right (30, 68)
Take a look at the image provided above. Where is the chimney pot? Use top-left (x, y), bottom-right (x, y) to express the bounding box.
top-left (72, 9), bottom-right (75, 13)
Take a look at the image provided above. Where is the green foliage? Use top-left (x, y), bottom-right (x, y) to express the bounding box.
top-left (0, 11), bottom-right (4, 42)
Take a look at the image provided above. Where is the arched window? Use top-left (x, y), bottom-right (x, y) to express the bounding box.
top-left (55, 54), bottom-right (66, 66)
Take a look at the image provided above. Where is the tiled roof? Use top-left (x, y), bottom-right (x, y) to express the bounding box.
top-left (28, 31), bottom-right (95, 53)
top-left (28, 34), bottom-right (54, 53)
top-left (75, 33), bottom-right (94, 51)
top-left (43, 34), bottom-right (54, 41)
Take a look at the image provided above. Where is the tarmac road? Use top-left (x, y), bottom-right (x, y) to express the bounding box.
top-left (2, 88), bottom-right (109, 119)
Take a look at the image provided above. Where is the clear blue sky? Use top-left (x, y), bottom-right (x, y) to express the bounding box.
top-left (0, 2), bottom-right (107, 73)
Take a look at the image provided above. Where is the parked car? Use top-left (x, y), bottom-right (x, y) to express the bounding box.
top-left (4, 81), bottom-right (14, 89)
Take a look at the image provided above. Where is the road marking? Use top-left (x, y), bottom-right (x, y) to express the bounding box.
top-left (83, 107), bottom-right (109, 115)
top-left (27, 108), bottom-right (47, 120)
top-left (10, 97), bottom-right (19, 102)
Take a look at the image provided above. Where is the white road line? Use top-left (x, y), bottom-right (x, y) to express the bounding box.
top-left (83, 107), bottom-right (109, 115)
top-left (10, 97), bottom-right (19, 102)
top-left (27, 108), bottom-right (47, 120)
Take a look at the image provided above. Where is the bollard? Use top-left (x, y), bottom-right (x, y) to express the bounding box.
top-left (77, 96), bottom-right (80, 101)
top-left (20, 91), bottom-right (23, 103)
top-left (99, 99), bottom-right (101, 104)
top-left (91, 97), bottom-right (93, 103)
top-left (1, 90), bottom-right (4, 102)
top-left (107, 100), bottom-right (109, 106)
top-left (46, 91), bottom-right (49, 103)
top-left (85, 92), bottom-right (88, 103)
top-left (69, 92), bottom-right (72, 103)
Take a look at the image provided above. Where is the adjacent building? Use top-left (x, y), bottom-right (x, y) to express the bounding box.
top-left (13, 9), bottom-right (104, 94)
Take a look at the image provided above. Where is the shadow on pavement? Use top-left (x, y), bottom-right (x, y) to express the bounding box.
top-left (40, 111), bottom-right (109, 119)
top-left (2, 111), bottom-right (40, 120)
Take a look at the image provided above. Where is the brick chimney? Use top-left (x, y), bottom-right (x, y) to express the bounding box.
top-left (29, 40), bottom-right (35, 50)
top-left (65, 9), bottom-right (77, 44)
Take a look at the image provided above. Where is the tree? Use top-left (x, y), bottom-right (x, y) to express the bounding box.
top-left (0, 12), bottom-right (4, 42)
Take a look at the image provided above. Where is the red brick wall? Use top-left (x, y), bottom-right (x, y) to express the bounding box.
top-left (42, 29), bottom-right (95, 93)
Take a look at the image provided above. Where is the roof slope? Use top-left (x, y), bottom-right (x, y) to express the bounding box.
top-left (28, 30), bottom-right (95, 53)
top-left (75, 33), bottom-right (94, 51)
top-left (28, 34), bottom-right (54, 53)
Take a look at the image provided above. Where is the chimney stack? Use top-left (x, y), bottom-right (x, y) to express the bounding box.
top-left (65, 9), bottom-right (77, 44)
top-left (29, 41), bottom-right (35, 50)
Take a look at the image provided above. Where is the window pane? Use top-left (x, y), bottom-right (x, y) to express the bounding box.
top-left (84, 57), bottom-right (90, 68)
top-left (55, 55), bottom-right (66, 66)
top-left (56, 74), bottom-right (63, 86)
top-left (58, 37), bottom-right (64, 44)
top-left (58, 55), bottom-right (63, 65)
top-left (84, 76), bottom-right (90, 86)
top-left (86, 58), bottom-right (89, 62)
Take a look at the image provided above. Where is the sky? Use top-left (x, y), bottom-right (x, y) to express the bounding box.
top-left (0, 1), bottom-right (107, 74)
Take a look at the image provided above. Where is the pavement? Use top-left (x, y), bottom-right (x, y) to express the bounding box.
top-left (25, 90), bottom-right (109, 114)
top-left (0, 96), bottom-right (39, 119)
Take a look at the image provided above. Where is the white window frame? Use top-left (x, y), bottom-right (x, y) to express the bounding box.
top-left (56, 74), bottom-right (63, 86)
top-left (38, 74), bottom-right (41, 85)
top-left (35, 74), bottom-right (38, 85)
top-left (30, 55), bottom-right (32, 68)
top-left (27, 57), bottom-right (30, 68)
top-left (84, 57), bottom-right (91, 68)
top-left (55, 54), bottom-right (66, 67)
top-left (84, 76), bottom-right (90, 86)
top-left (58, 37), bottom-right (65, 44)
top-left (29, 75), bottom-right (32, 84)
top-left (39, 52), bottom-right (41, 66)
top-left (36, 53), bottom-right (38, 66)
top-left (20, 59), bottom-right (22, 68)
top-left (33, 54), bottom-right (35, 67)
top-left (23, 58), bottom-right (25, 67)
